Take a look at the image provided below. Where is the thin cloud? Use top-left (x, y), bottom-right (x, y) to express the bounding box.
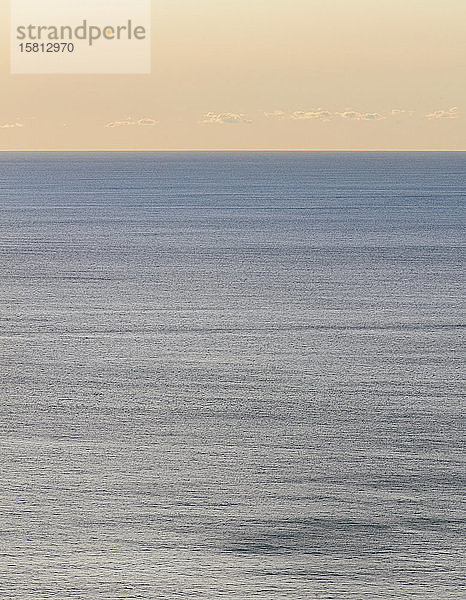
top-left (264, 109), bottom-right (389, 122)
top-left (425, 107), bottom-right (458, 120)
top-left (391, 109), bottom-right (415, 116)
top-left (338, 111), bottom-right (385, 121)
top-left (0, 122), bottom-right (23, 129)
top-left (264, 109), bottom-right (334, 121)
top-left (291, 109), bottom-right (333, 122)
top-left (201, 112), bottom-right (252, 124)
top-left (264, 110), bottom-right (286, 120)
top-left (106, 117), bottom-right (157, 128)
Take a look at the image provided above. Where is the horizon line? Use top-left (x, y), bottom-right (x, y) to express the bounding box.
top-left (1, 148), bottom-right (466, 153)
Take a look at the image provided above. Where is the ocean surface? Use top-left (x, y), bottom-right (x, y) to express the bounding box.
top-left (0, 151), bottom-right (464, 599)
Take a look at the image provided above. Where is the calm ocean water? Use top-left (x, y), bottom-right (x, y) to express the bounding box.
top-left (0, 152), bottom-right (464, 599)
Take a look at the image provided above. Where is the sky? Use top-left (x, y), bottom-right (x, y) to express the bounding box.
top-left (0, 0), bottom-right (465, 150)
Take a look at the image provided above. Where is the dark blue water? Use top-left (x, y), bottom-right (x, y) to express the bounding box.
top-left (0, 152), bottom-right (464, 599)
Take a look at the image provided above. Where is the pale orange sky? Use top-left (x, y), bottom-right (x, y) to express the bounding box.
top-left (0, 0), bottom-right (465, 150)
